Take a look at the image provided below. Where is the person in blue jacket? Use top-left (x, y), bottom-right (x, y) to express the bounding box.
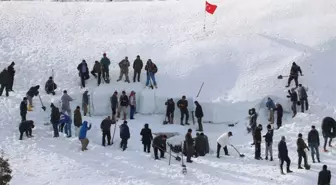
top-left (120, 121), bottom-right (130, 151)
top-left (60, 112), bottom-right (72, 138)
top-left (79, 121), bottom-right (92, 151)
top-left (266, 97), bottom-right (276, 124)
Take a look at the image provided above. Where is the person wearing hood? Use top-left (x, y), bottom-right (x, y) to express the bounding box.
top-left (117, 56), bottom-right (130, 83)
top-left (297, 133), bottom-right (310, 170)
top-left (318, 165), bottom-right (331, 185)
top-left (61, 90), bottom-right (74, 118)
top-left (77, 60), bottom-right (89, 88)
top-left (50, 103), bottom-right (60, 138)
top-left (165, 98), bottom-right (175, 124)
top-left (19, 120), bottom-right (34, 140)
top-left (26, 85), bottom-right (40, 111)
top-left (82, 90), bottom-right (90, 116)
top-left (79, 121), bottom-right (92, 151)
top-left (0, 68), bottom-right (10, 97)
top-left (129, 91), bottom-right (136, 119)
top-left (195, 132), bottom-right (208, 156)
top-left (255, 124), bottom-right (263, 160)
top-left (297, 84), bottom-right (309, 113)
top-left (287, 88), bottom-right (298, 118)
top-left (7, 62), bottom-right (15, 91)
top-left (140, 123), bottom-right (153, 153)
top-left (118, 91), bottom-right (129, 121)
top-left (286, 62), bottom-right (303, 88)
top-left (110, 91), bottom-right (118, 120)
top-left (278, 136), bottom-right (293, 174)
top-left (194, 101), bottom-right (204, 131)
top-left (144, 59), bottom-right (158, 88)
top-left (274, 103), bottom-right (283, 129)
top-left (100, 116), bottom-right (114, 146)
top-left (133, 55), bottom-right (143, 83)
top-left (91, 60), bottom-right (102, 86)
top-left (60, 112), bottom-right (72, 138)
top-left (216, 132), bottom-right (232, 158)
top-left (263, 124), bottom-right (274, 161)
top-left (73, 106), bottom-right (82, 137)
top-left (45, 76), bottom-right (57, 95)
top-left (20, 97), bottom-right (28, 122)
top-left (120, 121), bottom-right (130, 151)
top-left (266, 97), bottom-right (275, 124)
top-left (100, 53), bottom-right (111, 81)
top-left (152, 134), bottom-right (167, 160)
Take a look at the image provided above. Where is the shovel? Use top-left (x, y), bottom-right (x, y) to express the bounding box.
top-left (277, 75), bottom-right (289, 79)
top-left (230, 144), bottom-right (245, 157)
top-left (153, 144), bottom-right (181, 161)
top-left (38, 95), bottom-right (46, 111)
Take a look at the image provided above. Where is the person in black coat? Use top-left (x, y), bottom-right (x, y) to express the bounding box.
top-left (19, 120), bottom-right (34, 140)
top-left (194, 101), bottom-right (204, 131)
top-left (297, 133), bottom-right (310, 169)
top-left (152, 134), bottom-right (167, 160)
top-left (274, 103), bottom-right (283, 129)
top-left (77, 60), bottom-right (89, 88)
top-left (195, 132), bottom-right (207, 156)
top-left (287, 88), bottom-right (298, 118)
top-left (248, 108), bottom-right (258, 145)
top-left (100, 116), bottom-right (114, 146)
top-left (140, 123), bottom-right (153, 153)
top-left (45, 76), bottom-right (57, 95)
top-left (318, 165), bottom-right (331, 185)
top-left (26, 85), bottom-right (40, 108)
top-left (185, 129), bottom-right (194, 163)
top-left (263, 124), bottom-right (273, 161)
top-left (50, 103), bottom-right (60, 138)
top-left (133, 55), bottom-right (143, 82)
top-left (177, 95), bottom-right (189, 125)
top-left (0, 68), bottom-right (10, 97)
top-left (119, 121), bottom-right (130, 151)
top-left (286, 62), bottom-right (303, 88)
top-left (308, 125), bottom-right (320, 163)
top-left (165, 98), bottom-right (175, 124)
top-left (110, 91), bottom-right (118, 120)
top-left (20, 97), bottom-right (28, 122)
top-left (278, 136), bottom-right (293, 174)
top-left (7, 62), bottom-right (15, 91)
top-left (254, 124), bottom-right (263, 160)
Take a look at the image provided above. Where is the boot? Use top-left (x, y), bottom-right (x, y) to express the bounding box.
top-left (280, 166), bottom-right (285, 175)
top-left (298, 166), bottom-right (303, 169)
top-left (287, 167), bottom-right (293, 173)
top-left (270, 157), bottom-right (273, 161)
top-left (265, 156), bottom-right (268, 160)
top-left (317, 158), bottom-right (321, 163)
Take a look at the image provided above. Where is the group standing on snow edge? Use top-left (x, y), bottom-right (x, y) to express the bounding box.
top-left (77, 53), bottom-right (158, 89)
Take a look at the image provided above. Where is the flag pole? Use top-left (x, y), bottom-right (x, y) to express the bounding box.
top-left (203, 1), bottom-right (206, 32)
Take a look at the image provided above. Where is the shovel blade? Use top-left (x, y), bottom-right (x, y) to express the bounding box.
top-left (176, 156), bottom-right (181, 161)
top-left (277, 75), bottom-right (283, 79)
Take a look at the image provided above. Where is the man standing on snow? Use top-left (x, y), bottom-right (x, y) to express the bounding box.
top-left (145, 59), bottom-right (158, 88)
top-left (0, 68), bottom-right (10, 97)
top-left (82, 89), bottom-right (90, 116)
top-left (318, 165), bottom-right (331, 185)
top-left (195, 132), bottom-right (208, 156)
top-left (7, 62), bottom-right (15, 91)
top-left (129, 91), bottom-right (136, 120)
top-left (100, 53), bottom-right (111, 82)
top-left (297, 84), bottom-right (309, 113)
top-left (177, 95), bottom-right (189, 125)
top-left (45, 76), bottom-right (57, 95)
top-left (254, 124), bottom-right (263, 160)
top-left (26, 85), bottom-right (40, 111)
top-left (152, 134), bottom-right (167, 160)
top-left (79, 121), bottom-right (92, 151)
top-left (185, 129), bottom-right (194, 163)
top-left (140, 123), bottom-right (153, 153)
top-left (19, 120), bottom-right (34, 140)
top-left (77, 60), bottom-right (89, 88)
top-left (74, 106), bottom-right (82, 137)
top-left (165, 98), bottom-right (175, 124)
top-left (61, 90), bottom-right (74, 117)
top-left (60, 112), bottom-right (72, 138)
top-left (133, 55), bottom-right (143, 83)
top-left (266, 97), bottom-right (275, 124)
top-left (297, 133), bottom-right (310, 170)
top-left (120, 121), bottom-right (130, 151)
top-left (110, 91), bottom-right (118, 120)
top-left (248, 108), bottom-right (258, 144)
top-left (308, 125), bottom-right (320, 163)
top-left (194, 101), bottom-right (204, 131)
top-left (118, 91), bottom-right (129, 121)
top-left (287, 88), bottom-right (298, 118)
top-left (278, 136), bottom-right (293, 174)
top-left (263, 124), bottom-right (273, 161)
top-left (91, 60), bottom-right (102, 86)
top-left (274, 103), bottom-right (283, 129)
top-left (100, 116), bottom-right (114, 146)
top-left (50, 103), bottom-right (60, 138)
top-left (20, 97), bottom-right (28, 122)
top-left (117, 56), bottom-right (130, 83)
top-left (286, 62), bottom-right (303, 88)
top-left (216, 132), bottom-right (232, 158)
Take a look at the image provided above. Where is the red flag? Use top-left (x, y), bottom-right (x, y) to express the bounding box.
top-left (205, 1), bottom-right (217, 15)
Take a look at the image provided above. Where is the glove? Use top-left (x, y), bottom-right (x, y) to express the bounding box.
top-left (288, 90), bottom-right (291, 93)
top-left (286, 95), bottom-right (291, 98)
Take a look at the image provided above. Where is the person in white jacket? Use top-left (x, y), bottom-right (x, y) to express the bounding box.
top-left (217, 132), bottom-right (232, 158)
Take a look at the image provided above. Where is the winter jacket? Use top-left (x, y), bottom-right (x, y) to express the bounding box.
top-left (120, 95), bottom-right (129, 107)
top-left (288, 90), bottom-right (298, 102)
top-left (153, 135), bottom-right (166, 149)
top-left (297, 86), bottom-right (308, 99)
top-left (195, 135), bottom-right (207, 155)
top-left (60, 113), bottom-right (71, 124)
top-left (266, 99), bottom-right (276, 110)
top-left (82, 91), bottom-right (89, 107)
top-left (61, 93), bottom-right (73, 111)
top-left (100, 57), bottom-right (111, 68)
top-left (7, 64), bottom-right (15, 77)
top-left (50, 106), bottom-right (60, 123)
top-left (278, 140), bottom-right (288, 159)
top-left (318, 169), bottom-right (331, 185)
top-left (129, 92), bottom-right (136, 107)
top-left (110, 94), bottom-right (118, 109)
top-left (74, 109), bottom-right (82, 127)
top-left (100, 119), bottom-right (113, 132)
top-left (20, 100), bottom-right (27, 115)
top-left (0, 69), bottom-right (10, 85)
top-left (79, 121), bottom-right (91, 139)
top-left (119, 59), bottom-right (130, 73)
top-left (140, 126), bottom-right (153, 144)
top-left (263, 130), bottom-right (273, 144)
top-left (93, 62), bottom-right (102, 73)
top-left (308, 129), bottom-right (320, 145)
top-left (217, 133), bottom-right (230, 146)
top-left (19, 120), bottom-right (34, 131)
top-left (249, 112), bottom-right (258, 130)
top-left (120, 123), bottom-right (130, 139)
top-left (77, 62), bottom-right (89, 74)
top-left (145, 62), bottom-right (158, 74)
top-left (255, 127), bottom-right (262, 142)
top-left (274, 104), bottom-right (283, 117)
top-left (204, 135), bottom-right (210, 154)
top-left (290, 64), bottom-right (302, 76)
top-left (177, 99), bottom-right (188, 110)
top-left (195, 102), bottom-right (204, 118)
top-left (26, 86), bottom-right (40, 97)
top-left (297, 137), bottom-right (308, 152)
top-left (185, 133), bottom-right (194, 146)
top-left (45, 79), bottom-right (56, 91)
top-left (133, 58), bottom-right (143, 71)
top-left (165, 100), bottom-right (175, 112)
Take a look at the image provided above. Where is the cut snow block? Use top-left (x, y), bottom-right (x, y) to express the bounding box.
top-left (138, 89), bottom-right (156, 114)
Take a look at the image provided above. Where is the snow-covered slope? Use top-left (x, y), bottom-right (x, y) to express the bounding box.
top-left (0, 0), bottom-right (336, 184)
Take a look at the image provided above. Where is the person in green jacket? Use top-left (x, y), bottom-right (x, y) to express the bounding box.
top-left (100, 53), bottom-right (111, 81)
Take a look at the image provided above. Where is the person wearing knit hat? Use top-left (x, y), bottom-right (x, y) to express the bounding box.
top-left (26, 85), bottom-right (40, 111)
top-left (119, 120), bottom-right (130, 151)
top-left (133, 55), bottom-right (143, 83)
top-left (110, 91), bottom-right (119, 120)
top-left (185, 129), bottom-right (194, 163)
top-left (45, 76), bottom-right (57, 95)
top-left (20, 97), bottom-right (28, 122)
top-left (297, 133), bottom-right (310, 169)
top-left (118, 91), bottom-right (129, 121)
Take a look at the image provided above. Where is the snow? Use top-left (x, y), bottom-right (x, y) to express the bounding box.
top-left (0, 0), bottom-right (336, 184)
